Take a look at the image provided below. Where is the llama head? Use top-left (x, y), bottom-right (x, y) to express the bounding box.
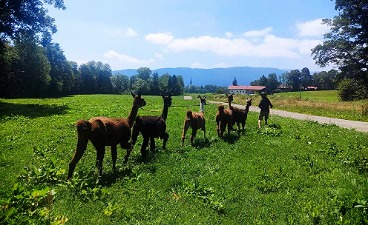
top-left (131, 91), bottom-right (146, 107)
top-left (226, 93), bottom-right (234, 103)
top-left (246, 98), bottom-right (252, 107)
top-left (162, 94), bottom-right (172, 107)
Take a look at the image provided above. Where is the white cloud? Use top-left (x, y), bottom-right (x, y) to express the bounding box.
top-left (145, 32), bottom-right (174, 44)
top-left (103, 50), bottom-right (155, 66)
top-left (243, 27), bottom-right (273, 37)
top-left (105, 27), bottom-right (138, 38)
top-left (225, 32), bottom-right (233, 38)
top-left (296, 19), bottom-right (330, 37)
top-left (154, 53), bottom-right (164, 60)
top-left (138, 26), bottom-right (324, 70)
top-left (164, 34), bottom-right (317, 58)
top-left (125, 27), bottom-right (138, 37)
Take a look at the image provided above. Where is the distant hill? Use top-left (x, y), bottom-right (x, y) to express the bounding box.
top-left (113, 67), bottom-right (288, 86)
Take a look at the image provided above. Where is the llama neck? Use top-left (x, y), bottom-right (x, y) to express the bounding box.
top-left (127, 105), bottom-right (140, 127)
top-left (228, 100), bottom-right (232, 109)
top-left (199, 101), bottom-right (205, 113)
top-left (245, 105), bottom-right (250, 113)
top-left (161, 105), bottom-right (169, 121)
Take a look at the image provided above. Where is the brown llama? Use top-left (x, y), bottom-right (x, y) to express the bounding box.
top-left (216, 104), bottom-right (233, 137)
top-left (181, 95), bottom-right (206, 146)
top-left (226, 93), bottom-right (252, 132)
top-left (67, 92), bottom-right (146, 179)
top-left (130, 94), bottom-right (172, 160)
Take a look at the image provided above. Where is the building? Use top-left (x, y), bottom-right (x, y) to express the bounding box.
top-left (228, 85), bottom-right (266, 95)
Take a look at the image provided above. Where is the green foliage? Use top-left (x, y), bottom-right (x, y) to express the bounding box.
top-left (312, 0), bottom-right (368, 99)
top-left (338, 79), bottom-right (368, 101)
top-left (0, 95), bottom-right (368, 224)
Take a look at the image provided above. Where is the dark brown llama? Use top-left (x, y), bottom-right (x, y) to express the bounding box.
top-left (130, 94), bottom-right (172, 160)
top-left (67, 92), bottom-right (146, 179)
top-left (181, 95), bottom-right (206, 146)
top-left (226, 93), bottom-right (252, 132)
top-left (216, 104), bottom-right (233, 137)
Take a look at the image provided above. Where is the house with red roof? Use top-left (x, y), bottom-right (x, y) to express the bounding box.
top-left (228, 85), bottom-right (266, 95)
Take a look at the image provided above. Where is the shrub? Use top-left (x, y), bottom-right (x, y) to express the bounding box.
top-left (338, 79), bottom-right (368, 101)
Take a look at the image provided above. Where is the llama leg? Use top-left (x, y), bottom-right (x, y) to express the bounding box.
top-left (67, 135), bottom-right (88, 179)
top-left (95, 145), bottom-right (106, 177)
top-left (203, 123), bottom-right (207, 140)
top-left (141, 137), bottom-right (149, 159)
top-left (150, 137), bottom-right (156, 152)
top-left (111, 145), bottom-right (117, 172)
top-left (191, 129), bottom-right (197, 146)
top-left (162, 132), bottom-right (169, 149)
top-left (216, 121), bottom-right (221, 137)
top-left (181, 121), bottom-right (190, 146)
top-left (124, 143), bottom-right (133, 163)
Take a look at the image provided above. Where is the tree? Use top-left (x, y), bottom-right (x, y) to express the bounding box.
top-left (42, 38), bottom-right (74, 96)
top-left (0, 0), bottom-right (65, 48)
top-left (312, 0), bottom-right (368, 99)
top-left (232, 77), bottom-right (238, 86)
top-left (300, 67), bottom-right (312, 88)
top-left (111, 73), bottom-right (129, 94)
top-left (137, 67), bottom-right (152, 81)
top-left (266, 73), bottom-right (280, 93)
top-left (12, 36), bottom-right (51, 97)
top-left (150, 72), bottom-right (161, 95)
top-left (312, 69), bottom-right (338, 90)
top-left (286, 70), bottom-right (301, 91)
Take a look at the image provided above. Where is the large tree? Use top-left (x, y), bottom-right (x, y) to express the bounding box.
top-left (312, 0), bottom-right (368, 99)
top-left (0, 0), bottom-right (65, 47)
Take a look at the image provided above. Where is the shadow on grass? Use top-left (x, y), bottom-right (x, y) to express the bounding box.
top-left (221, 133), bottom-right (240, 144)
top-left (192, 138), bottom-right (211, 149)
top-left (0, 102), bottom-right (69, 119)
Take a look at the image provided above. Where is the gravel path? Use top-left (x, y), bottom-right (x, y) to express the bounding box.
top-left (208, 101), bottom-right (368, 133)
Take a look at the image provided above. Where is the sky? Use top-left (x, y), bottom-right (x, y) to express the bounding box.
top-left (47, 0), bottom-right (339, 71)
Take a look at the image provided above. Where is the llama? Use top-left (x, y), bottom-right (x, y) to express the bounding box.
top-left (67, 92), bottom-right (146, 179)
top-left (130, 94), bottom-right (172, 160)
top-left (181, 95), bottom-right (206, 146)
top-left (226, 93), bottom-right (252, 132)
top-left (216, 105), bottom-right (233, 137)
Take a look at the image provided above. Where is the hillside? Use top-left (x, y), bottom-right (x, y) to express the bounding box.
top-left (113, 67), bottom-right (287, 86)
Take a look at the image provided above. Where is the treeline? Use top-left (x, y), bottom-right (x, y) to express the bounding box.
top-left (250, 67), bottom-right (339, 93)
top-left (0, 38), bottom-right (184, 98)
top-left (185, 84), bottom-right (228, 94)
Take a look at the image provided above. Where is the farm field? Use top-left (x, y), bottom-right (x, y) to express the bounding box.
top-left (1, 94), bottom-right (368, 224)
top-left (212, 90), bottom-right (368, 122)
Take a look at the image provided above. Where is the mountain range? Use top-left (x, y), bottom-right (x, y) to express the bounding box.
top-left (113, 67), bottom-right (288, 86)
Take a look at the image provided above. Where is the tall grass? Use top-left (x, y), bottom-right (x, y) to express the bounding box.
top-left (0, 95), bottom-right (367, 224)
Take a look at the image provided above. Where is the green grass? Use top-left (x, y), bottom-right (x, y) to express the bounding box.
top-left (1, 95), bottom-right (368, 224)
top-left (211, 90), bottom-right (368, 122)
top-left (275, 90), bottom-right (340, 102)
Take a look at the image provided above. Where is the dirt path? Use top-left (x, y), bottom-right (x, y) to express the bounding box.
top-left (208, 101), bottom-right (368, 133)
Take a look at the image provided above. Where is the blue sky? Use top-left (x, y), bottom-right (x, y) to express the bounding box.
top-left (47, 0), bottom-right (338, 71)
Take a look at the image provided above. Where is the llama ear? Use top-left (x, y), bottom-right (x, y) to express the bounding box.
top-left (131, 91), bottom-right (135, 97)
top-left (225, 93), bottom-right (229, 97)
top-left (231, 93), bottom-right (235, 96)
top-left (203, 96), bottom-right (206, 99)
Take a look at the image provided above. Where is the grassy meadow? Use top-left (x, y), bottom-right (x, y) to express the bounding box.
top-left (212, 90), bottom-right (368, 122)
top-left (1, 94), bottom-right (368, 224)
